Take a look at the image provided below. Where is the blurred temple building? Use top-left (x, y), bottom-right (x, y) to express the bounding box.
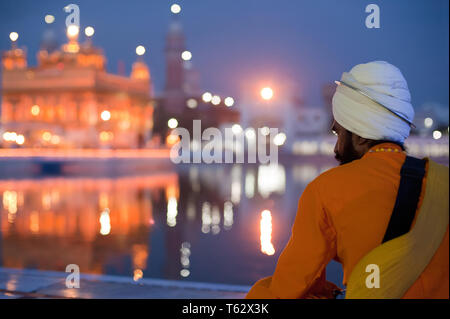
top-left (1, 25), bottom-right (153, 149)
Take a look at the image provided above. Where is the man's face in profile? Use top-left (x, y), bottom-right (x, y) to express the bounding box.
top-left (331, 121), bottom-right (361, 165)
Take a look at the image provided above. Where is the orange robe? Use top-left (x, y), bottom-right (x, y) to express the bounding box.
top-left (246, 142), bottom-right (449, 299)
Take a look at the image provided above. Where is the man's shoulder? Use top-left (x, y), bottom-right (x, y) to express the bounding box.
top-left (309, 159), bottom-right (365, 190)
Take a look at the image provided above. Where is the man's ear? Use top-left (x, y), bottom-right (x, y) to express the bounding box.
top-left (353, 134), bottom-right (370, 146)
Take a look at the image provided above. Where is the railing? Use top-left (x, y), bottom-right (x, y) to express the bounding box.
top-left (0, 148), bottom-right (171, 160)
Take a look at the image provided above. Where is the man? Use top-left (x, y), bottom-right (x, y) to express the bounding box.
top-left (246, 61), bottom-right (449, 299)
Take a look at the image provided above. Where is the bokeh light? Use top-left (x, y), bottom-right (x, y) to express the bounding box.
top-left (67, 25), bottom-right (79, 38)
top-left (136, 45), bottom-right (146, 56)
top-left (202, 92), bottom-right (212, 103)
top-left (211, 95), bottom-right (221, 105)
top-left (101, 110), bottom-right (111, 121)
top-left (260, 210), bottom-right (275, 256)
top-left (170, 4), bottom-right (181, 14)
top-left (260, 126), bottom-right (270, 136)
top-left (186, 98), bottom-right (198, 109)
top-left (224, 97), bottom-right (235, 107)
top-left (424, 117), bottom-right (433, 128)
top-left (433, 130), bottom-right (442, 140)
top-left (31, 105), bottom-right (40, 116)
top-left (181, 50), bottom-right (192, 61)
top-left (168, 118), bottom-right (178, 129)
top-left (85, 26), bottom-right (95, 37)
top-left (9, 32), bottom-right (18, 42)
top-left (273, 132), bottom-right (287, 146)
top-left (44, 15), bottom-right (55, 24)
top-left (16, 134), bottom-right (25, 145)
top-left (260, 87), bottom-right (274, 100)
top-left (232, 124), bottom-right (243, 134)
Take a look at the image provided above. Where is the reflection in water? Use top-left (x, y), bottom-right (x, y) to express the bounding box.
top-left (245, 170), bottom-right (255, 199)
top-left (260, 210), bottom-right (275, 256)
top-left (99, 208), bottom-right (111, 236)
top-left (293, 165), bottom-right (318, 184)
top-left (258, 164), bottom-right (285, 198)
top-left (166, 197), bottom-right (178, 227)
top-left (186, 199), bottom-right (196, 221)
top-left (166, 184), bottom-right (179, 227)
top-left (0, 174), bottom-right (176, 277)
top-left (6, 276), bottom-right (16, 292)
top-left (223, 201), bottom-right (233, 230)
top-left (132, 244), bottom-right (148, 282)
top-left (133, 269), bottom-right (143, 282)
top-left (201, 202), bottom-right (212, 234)
top-left (231, 165), bottom-right (242, 204)
top-left (0, 158), bottom-right (344, 285)
top-left (29, 210), bottom-right (39, 233)
top-left (211, 205), bottom-right (221, 235)
top-left (180, 242), bottom-right (191, 278)
top-left (3, 190), bottom-right (18, 224)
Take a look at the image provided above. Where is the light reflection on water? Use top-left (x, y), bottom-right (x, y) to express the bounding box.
top-left (0, 158), bottom-right (343, 286)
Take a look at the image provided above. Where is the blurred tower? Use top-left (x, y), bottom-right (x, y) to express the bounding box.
top-left (322, 83), bottom-right (336, 128)
top-left (183, 60), bottom-right (201, 97)
top-left (153, 4), bottom-right (239, 143)
top-left (164, 17), bottom-right (186, 115)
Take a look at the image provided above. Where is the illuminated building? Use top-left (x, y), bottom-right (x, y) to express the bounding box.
top-left (1, 27), bottom-right (153, 149)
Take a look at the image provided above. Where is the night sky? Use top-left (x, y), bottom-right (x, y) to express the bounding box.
top-left (0, 0), bottom-right (448, 111)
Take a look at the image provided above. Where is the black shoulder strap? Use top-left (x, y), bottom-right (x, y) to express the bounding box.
top-left (382, 156), bottom-right (426, 243)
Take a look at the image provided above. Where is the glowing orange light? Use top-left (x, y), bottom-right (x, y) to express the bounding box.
top-left (30, 211), bottom-right (39, 233)
top-left (42, 131), bottom-right (52, 142)
top-left (99, 131), bottom-right (107, 141)
top-left (99, 131), bottom-right (113, 142)
top-left (31, 104), bottom-right (40, 116)
top-left (133, 269), bottom-right (143, 281)
top-left (50, 135), bottom-right (61, 145)
top-left (166, 133), bottom-right (180, 146)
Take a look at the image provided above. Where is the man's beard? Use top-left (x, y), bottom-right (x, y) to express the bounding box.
top-left (334, 134), bottom-right (361, 165)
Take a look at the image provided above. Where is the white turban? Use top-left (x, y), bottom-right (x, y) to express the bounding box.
top-left (332, 61), bottom-right (414, 143)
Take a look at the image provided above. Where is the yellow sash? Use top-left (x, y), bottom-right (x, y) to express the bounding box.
top-left (346, 159), bottom-right (449, 299)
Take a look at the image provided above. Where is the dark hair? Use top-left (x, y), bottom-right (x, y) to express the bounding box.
top-left (342, 126), bottom-right (407, 152)
top-left (367, 139), bottom-right (406, 151)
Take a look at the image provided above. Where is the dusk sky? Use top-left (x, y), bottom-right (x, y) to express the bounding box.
top-left (1, 0), bottom-right (448, 110)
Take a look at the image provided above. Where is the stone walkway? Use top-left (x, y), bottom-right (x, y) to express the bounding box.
top-left (0, 267), bottom-right (249, 299)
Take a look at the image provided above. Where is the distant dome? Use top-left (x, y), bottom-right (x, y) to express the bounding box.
top-left (168, 20), bottom-right (183, 34)
top-left (41, 28), bottom-right (59, 52)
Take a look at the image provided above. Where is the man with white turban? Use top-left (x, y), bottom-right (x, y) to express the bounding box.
top-left (247, 61), bottom-right (449, 299)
